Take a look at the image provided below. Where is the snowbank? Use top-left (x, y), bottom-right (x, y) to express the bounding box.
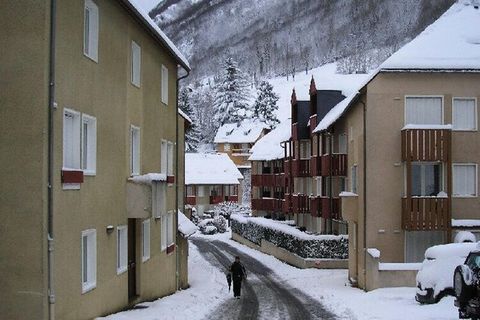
top-left (454, 231), bottom-right (477, 243)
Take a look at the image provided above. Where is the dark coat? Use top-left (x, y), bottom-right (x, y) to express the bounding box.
top-left (230, 261), bottom-right (246, 282)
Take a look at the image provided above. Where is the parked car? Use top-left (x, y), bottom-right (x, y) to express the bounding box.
top-left (416, 242), bottom-right (479, 304)
top-left (454, 250), bottom-right (480, 319)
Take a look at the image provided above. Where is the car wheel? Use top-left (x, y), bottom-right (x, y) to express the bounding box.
top-left (454, 266), bottom-right (473, 306)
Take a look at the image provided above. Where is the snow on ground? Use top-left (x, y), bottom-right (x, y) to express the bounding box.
top-left (101, 230), bottom-right (459, 320)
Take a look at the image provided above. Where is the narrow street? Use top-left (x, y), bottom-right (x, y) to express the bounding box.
top-left (192, 239), bottom-right (337, 320)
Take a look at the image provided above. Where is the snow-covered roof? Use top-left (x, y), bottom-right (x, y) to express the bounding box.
top-left (185, 153), bottom-right (243, 185)
top-left (122, 0), bottom-right (190, 71)
top-left (128, 173), bottom-right (166, 184)
top-left (178, 108), bottom-right (192, 124)
top-left (214, 120), bottom-right (268, 144)
top-left (178, 211), bottom-right (198, 238)
top-left (248, 120), bottom-right (291, 161)
top-left (381, 1), bottom-right (480, 71)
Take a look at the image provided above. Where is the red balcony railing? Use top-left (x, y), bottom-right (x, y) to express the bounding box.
top-left (283, 194), bottom-right (292, 214)
top-left (401, 128), bottom-right (451, 162)
top-left (252, 198), bottom-right (284, 212)
top-left (401, 197), bottom-right (450, 231)
top-left (209, 195), bottom-right (223, 204)
top-left (186, 196), bottom-right (196, 205)
top-left (320, 154), bottom-right (347, 176)
top-left (292, 159), bottom-right (310, 177)
top-left (226, 195), bottom-right (238, 202)
top-left (309, 196), bottom-right (341, 219)
top-left (251, 174), bottom-right (286, 187)
top-left (292, 194), bottom-right (310, 214)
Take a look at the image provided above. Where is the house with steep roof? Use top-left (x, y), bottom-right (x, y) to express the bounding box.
top-left (1, 1), bottom-right (192, 318)
top-left (185, 153), bottom-right (244, 216)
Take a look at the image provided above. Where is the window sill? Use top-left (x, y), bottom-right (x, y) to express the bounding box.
top-left (83, 52), bottom-right (98, 63)
top-left (142, 256), bottom-right (150, 263)
top-left (166, 244), bottom-right (175, 255)
top-left (131, 82), bottom-right (141, 89)
top-left (117, 266), bottom-right (127, 275)
top-left (83, 170), bottom-right (96, 176)
top-left (452, 128), bottom-right (478, 132)
top-left (452, 195), bottom-right (477, 198)
top-left (82, 283), bottom-right (96, 294)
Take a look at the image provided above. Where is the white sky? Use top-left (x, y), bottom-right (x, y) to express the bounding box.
top-left (131, 0), bottom-right (160, 12)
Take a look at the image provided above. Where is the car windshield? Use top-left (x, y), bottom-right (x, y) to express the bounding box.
top-left (466, 253), bottom-right (480, 269)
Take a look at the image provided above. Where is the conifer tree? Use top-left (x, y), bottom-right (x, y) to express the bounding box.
top-left (213, 57), bottom-right (251, 127)
top-left (179, 87), bottom-right (201, 152)
top-left (252, 80), bottom-right (280, 129)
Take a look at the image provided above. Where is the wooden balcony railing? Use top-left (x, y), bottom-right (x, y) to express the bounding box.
top-left (186, 196), bottom-right (196, 205)
top-left (402, 197), bottom-right (450, 231)
top-left (209, 195), bottom-right (223, 205)
top-left (310, 196), bottom-right (341, 219)
top-left (251, 198), bottom-right (284, 212)
top-left (292, 194), bottom-right (310, 214)
top-left (309, 114), bottom-right (318, 136)
top-left (292, 123), bottom-right (298, 141)
top-left (292, 159), bottom-right (310, 177)
top-left (226, 195), bottom-right (238, 202)
top-left (320, 154), bottom-right (347, 176)
top-left (401, 128), bottom-right (451, 162)
top-left (251, 174), bottom-right (286, 187)
top-left (283, 194), bottom-right (292, 214)
top-left (310, 155), bottom-right (321, 176)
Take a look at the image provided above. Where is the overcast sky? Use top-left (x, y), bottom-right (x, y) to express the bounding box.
top-left (132, 0), bottom-right (160, 13)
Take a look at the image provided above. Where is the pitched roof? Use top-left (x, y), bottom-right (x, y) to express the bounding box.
top-left (249, 120), bottom-right (291, 161)
top-left (381, 1), bottom-right (480, 70)
top-left (121, 0), bottom-right (190, 71)
top-left (185, 153), bottom-right (243, 185)
top-left (214, 120), bottom-right (268, 144)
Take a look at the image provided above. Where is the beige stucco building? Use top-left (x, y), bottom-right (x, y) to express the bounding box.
top-left (0, 0), bottom-right (192, 319)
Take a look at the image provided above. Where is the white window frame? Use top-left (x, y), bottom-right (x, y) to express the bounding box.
top-left (116, 225), bottom-right (128, 275)
top-left (197, 185), bottom-right (205, 197)
top-left (81, 229), bottom-right (96, 293)
top-left (404, 95), bottom-right (444, 126)
top-left (351, 165), bottom-right (357, 194)
top-left (152, 181), bottom-right (167, 219)
top-left (131, 41), bottom-right (141, 88)
top-left (161, 65), bottom-right (169, 105)
top-left (81, 114), bottom-right (97, 175)
top-left (83, 0), bottom-right (99, 62)
top-left (167, 142), bottom-right (174, 176)
top-left (453, 163), bottom-right (478, 198)
top-left (130, 125), bottom-right (140, 176)
top-left (142, 219), bottom-right (150, 262)
top-left (63, 108), bottom-right (81, 170)
top-left (167, 211), bottom-right (174, 247)
top-left (160, 213), bottom-right (167, 251)
top-left (161, 140), bottom-right (167, 175)
top-left (452, 97), bottom-right (477, 131)
top-left (338, 133), bottom-right (347, 154)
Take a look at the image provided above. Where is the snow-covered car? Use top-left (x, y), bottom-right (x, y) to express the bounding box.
top-left (416, 242), bottom-right (479, 304)
top-left (454, 250), bottom-right (480, 319)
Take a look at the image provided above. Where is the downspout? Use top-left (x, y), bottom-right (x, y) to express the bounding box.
top-left (175, 66), bottom-right (189, 290)
top-left (359, 99), bottom-right (367, 289)
top-left (328, 131), bottom-right (333, 234)
top-left (47, 0), bottom-right (57, 319)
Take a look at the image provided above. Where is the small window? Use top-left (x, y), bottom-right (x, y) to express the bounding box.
top-left (81, 229), bottom-right (96, 293)
top-left (81, 114), bottom-right (96, 175)
top-left (405, 96), bottom-right (443, 125)
top-left (116, 226), bottom-right (128, 274)
top-left (152, 181), bottom-right (167, 219)
top-left (224, 143), bottom-right (230, 151)
top-left (338, 133), bottom-right (347, 154)
top-left (197, 186), bottom-right (205, 197)
top-left (130, 126), bottom-right (140, 176)
top-left (142, 219), bottom-right (150, 262)
top-left (453, 98), bottom-right (477, 131)
top-left (63, 109), bottom-right (81, 169)
top-left (161, 214), bottom-right (167, 251)
top-left (131, 41), bottom-right (141, 87)
top-left (161, 140), bottom-right (167, 174)
top-left (161, 65), bottom-right (168, 105)
top-left (84, 0), bottom-right (99, 62)
top-left (411, 163), bottom-right (443, 197)
top-left (351, 165), bottom-right (357, 194)
top-left (167, 211), bottom-right (174, 246)
top-left (186, 185), bottom-right (195, 196)
top-left (167, 142), bottom-right (174, 176)
top-left (453, 164), bottom-right (477, 197)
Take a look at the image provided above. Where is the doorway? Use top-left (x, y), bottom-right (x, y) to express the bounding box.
top-left (128, 219), bottom-right (137, 300)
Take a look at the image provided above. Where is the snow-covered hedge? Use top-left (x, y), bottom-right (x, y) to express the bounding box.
top-left (231, 215), bottom-right (348, 259)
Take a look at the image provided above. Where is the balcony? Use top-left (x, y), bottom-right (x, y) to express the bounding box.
top-left (226, 195), bottom-right (238, 202)
top-left (251, 198), bottom-right (284, 212)
top-left (292, 194), bottom-right (310, 214)
top-left (401, 127), bottom-right (451, 162)
top-left (209, 195), bottom-right (223, 204)
top-left (251, 173), bottom-right (286, 187)
top-left (401, 197), bottom-right (450, 231)
top-left (320, 154), bottom-right (347, 176)
top-left (292, 159), bottom-right (310, 177)
top-left (310, 196), bottom-right (341, 219)
top-left (186, 196), bottom-right (196, 205)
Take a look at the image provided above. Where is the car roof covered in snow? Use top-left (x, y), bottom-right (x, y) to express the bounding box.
top-left (214, 120), bottom-right (268, 144)
top-left (185, 153), bottom-right (243, 185)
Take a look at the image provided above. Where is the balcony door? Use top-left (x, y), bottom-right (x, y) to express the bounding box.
top-left (410, 163), bottom-right (443, 197)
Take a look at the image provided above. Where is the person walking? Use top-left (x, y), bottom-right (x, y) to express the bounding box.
top-left (230, 256), bottom-right (247, 299)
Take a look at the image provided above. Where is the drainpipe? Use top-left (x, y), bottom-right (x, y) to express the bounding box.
top-left (47, 0), bottom-right (57, 319)
top-left (175, 67), bottom-right (189, 290)
top-left (359, 99), bottom-right (367, 289)
top-left (328, 131), bottom-right (333, 234)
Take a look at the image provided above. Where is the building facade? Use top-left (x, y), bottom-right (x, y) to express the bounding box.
top-left (1, 1), bottom-right (191, 319)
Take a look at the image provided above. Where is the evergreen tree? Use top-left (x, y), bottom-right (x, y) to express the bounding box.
top-left (252, 80), bottom-right (280, 129)
top-left (213, 57), bottom-right (251, 127)
top-left (179, 87), bottom-right (201, 152)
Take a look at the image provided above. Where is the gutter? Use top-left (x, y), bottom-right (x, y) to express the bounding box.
top-left (47, 0), bottom-right (57, 319)
top-left (175, 66), bottom-right (190, 290)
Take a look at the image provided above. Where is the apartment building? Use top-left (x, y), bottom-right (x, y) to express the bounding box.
top-left (1, 1), bottom-right (191, 319)
top-left (185, 153), bottom-right (243, 216)
top-left (314, 1), bottom-right (480, 289)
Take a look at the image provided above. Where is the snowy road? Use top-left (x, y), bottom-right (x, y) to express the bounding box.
top-left (192, 238), bottom-right (337, 320)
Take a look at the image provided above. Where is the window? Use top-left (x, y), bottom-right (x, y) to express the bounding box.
top-left (161, 214), bottom-right (167, 251)
top-left (63, 109), bottom-right (81, 169)
top-left (224, 143), bottom-right (231, 151)
top-left (81, 114), bottom-right (96, 175)
top-left (453, 164), bottom-right (477, 197)
top-left (186, 185), bottom-right (195, 196)
top-left (81, 229), bottom-right (96, 293)
top-left (300, 141), bottom-right (311, 159)
top-left (351, 165), bottom-right (357, 194)
top-left (453, 98), bottom-right (477, 131)
top-left (160, 211), bottom-right (174, 251)
top-left (167, 142), bottom-right (174, 176)
top-left (84, 0), bottom-right (99, 62)
top-left (405, 96), bottom-right (443, 125)
top-left (411, 163), bottom-right (443, 197)
top-left (210, 185), bottom-right (221, 196)
top-left (315, 177), bottom-right (322, 196)
top-left (161, 140), bottom-right (167, 174)
top-left (131, 41), bottom-right (141, 87)
top-left (152, 181), bottom-right (166, 218)
top-left (142, 219), bottom-right (150, 262)
top-left (338, 133), bottom-right (347, 154)
top-left (161, 65), bottom-right (168, 105)
top-left (130, 126), bottom-right (140, 176)
top-left (242, 143), bottom-right (249, 151)
top-left (197, 186), bottom-right (205, 197)
top-left (117, 226), bottom-right (127, 274)
top-left (167, 211), bottom-right (174, 246)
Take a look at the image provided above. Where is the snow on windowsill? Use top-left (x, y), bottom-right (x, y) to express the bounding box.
top-left (128, 173), bottom-right (167, 185)
top-left (339, 191), bottom-right (358, 197)
top-left (401, 124), bottom-right (452, 130)
top-left (379, 263), bottom-right (422, 271)
top-left (452, 219), bottom-right (480, 227)
top-left (367, 248), bottom-right (381, 259)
